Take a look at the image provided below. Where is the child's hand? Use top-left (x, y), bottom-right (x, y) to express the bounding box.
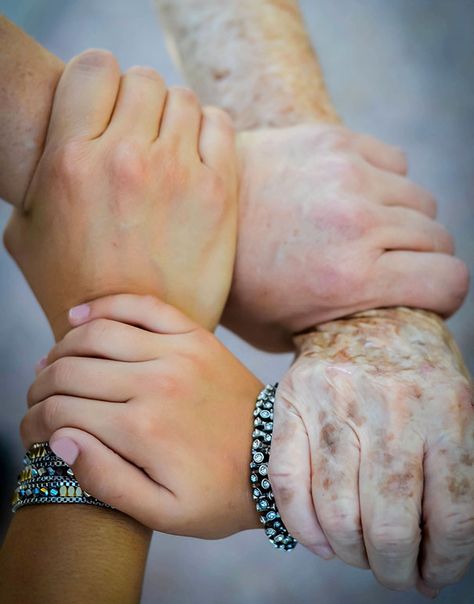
top-left (21, 294), bottom-right (262, 538)
top-left (4, 50), bottom-right (238, 339)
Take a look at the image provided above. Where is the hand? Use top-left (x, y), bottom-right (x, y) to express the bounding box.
top-left (20, 294), bottom-right (263, 538)
top-left (3, 50), bottom-right (238, 338)
top-left (269, 308), bottom-right (473, 595)
top-left (225, 125), bottom-right (469, 350)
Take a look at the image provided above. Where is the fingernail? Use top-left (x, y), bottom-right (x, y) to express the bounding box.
top-left (50, 437), bottom-right (79, 465)
top-left (312, 545), bottom-right (335, 560)
top-left (69, 304), bottom-right (90, 323)
top-left (35, 356), bottom-right (47, 373)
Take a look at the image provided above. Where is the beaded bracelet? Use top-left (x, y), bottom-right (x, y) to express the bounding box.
top-left (250, 384), bottom-right (297, 551)
top-left (12, 442), bottom-right (111, 513)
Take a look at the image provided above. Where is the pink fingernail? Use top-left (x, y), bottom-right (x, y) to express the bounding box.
top-left (50, 437), bottom-right (79, 465)
top-left (69, 304), bottom-right (90, 323)
top-left (35, 356), bottom-right (47, 372)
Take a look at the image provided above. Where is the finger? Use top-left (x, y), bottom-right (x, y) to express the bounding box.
top-left (373, 252), bottom-right (469, 317)
top-left (46, 49), bottom-right (120, 145)
top-left (21, 396), bottom-right (128, 449)
top-left (312, 420), bottom-right (369, 569)
top-left (106, 66), bottom-right (167, 141)
top-left (68, 294), bottom-right (197, 334)
top-left (158, 86), bottom-right (202, 155)
top-left (269, 392), bottom-right (334, 560)
top-left (371, 169), bottom-right (438, 218)
top-left (376, 207), bottom-right (454, 254)
top-left (46, 319), bottom-right (159, 366)
top-left (48, 428), bottom-right (176, 531)
top-left (420, 439), bottom-right (474, 590)
top-left (199, 106), bottom-right (236, 176)
top-left (27, 357), bottom-right (138, 406)
top-left (360, 440), bottom-right (424, 590)
top-left (353, 133), bottom-right (408, 175)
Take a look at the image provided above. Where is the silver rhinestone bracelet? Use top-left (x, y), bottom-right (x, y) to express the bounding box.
top-left (250, 384), bottom-right (297, 551)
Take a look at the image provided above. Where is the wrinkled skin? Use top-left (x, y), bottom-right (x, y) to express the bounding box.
top-left (3, 50), bottom-right (238, 339)
top-left (270, 308), bottom-right (473, 593)
top-left (21, 294), bottom-right (262, 538)
top-left (225, 125), bottom-right (469, 351)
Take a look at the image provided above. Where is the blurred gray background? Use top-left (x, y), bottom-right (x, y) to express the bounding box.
top-left (0, 1), bottom-right (472, 602)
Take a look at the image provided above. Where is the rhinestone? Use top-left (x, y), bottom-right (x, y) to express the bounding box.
top-left (250, 474), bottom-right (258, 483)
top-left (259, 410), bottom-right (271, 419)
top-left (263, 402), bottom-right (272, 409)
top-left (257, 499), bottom-right (269, 511)
top-left (40, 487), bottom-right (48, 496)
top-left (265, 511), bottom-right (277, 522)
top-left (253, 452), bottom-right (264, 463)
top-left (50, 488), bottom-right (59, 496)
top-left (252, 439), bottom-right (261, 450)
top-left (264, 434), bottom-right (272, 443)
top-left (253, 488), bottom-right (262, 499)
top-left (264, 422), bottom-right (273, 432)
top-left (258, 464), bottom-right (268, 476)
top-left (274, 534), bottom-right (284, 543)
top-left (265, 527), bottom-right (276, 537)
top-left (261, 479), bottom-right (270, 490)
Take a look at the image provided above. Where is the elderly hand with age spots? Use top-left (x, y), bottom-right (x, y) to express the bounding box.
top-left (270, 308), bottom-right (473, 596)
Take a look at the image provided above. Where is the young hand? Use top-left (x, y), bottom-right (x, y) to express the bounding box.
top-left (4, 50), bottom-right (238, 339)
top-left (21, 294), bottom-right (263, 538)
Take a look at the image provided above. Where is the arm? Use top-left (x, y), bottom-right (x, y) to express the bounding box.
top-left (1, 48), bottom-right (238, 602)
top-left (156, 0), bottom-right (473, 595)
top-left (0, 16), bottom-right (62, 209)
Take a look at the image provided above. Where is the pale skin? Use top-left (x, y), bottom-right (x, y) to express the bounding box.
top-left (157, 0), bottom-right (473, 595)
top-left (0, 2), bottom-right (472, 600)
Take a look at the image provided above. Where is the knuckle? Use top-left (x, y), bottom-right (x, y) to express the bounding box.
top-left (368, 524), bottom-right (420, 555)
top-left (50, 140), bottom-right (88, 185)
top-left (436, 512), bottom-right (474, 544)
top-left (320, 511), bottom-right (362, 544)
top-left (108, 140), bottom-right (147, 189)
top-left (49, 358), bottom-right (74, 389)
top-left (41, 396), bottom-right (64, 432)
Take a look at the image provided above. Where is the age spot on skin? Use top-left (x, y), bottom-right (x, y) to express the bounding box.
top-left (447, 476), bottom-right (471, 501)
top-left (319, 410), bottom-right (327, 424)
top-left (347, 400), bottom-right (366, 427)
top-left (460, 452), bottom-right (474, 467)
top-left (322, 477), bottom-right (333, 490)
top-left (320, 423), bottom-right (339, 455)
top-left (379, 471), bottom-right (416, 499)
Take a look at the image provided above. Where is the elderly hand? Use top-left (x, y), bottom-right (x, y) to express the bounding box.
top-left (20, 294), bottom-right (262, 538)
top-left (224, 125), bottom-right (468, 350)
top-left (270, 308), bottom-right (473, 595)
top-left (4, 49), bottom-right (238, 339)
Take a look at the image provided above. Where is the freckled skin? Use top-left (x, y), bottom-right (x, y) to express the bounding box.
top-left (447, 477), bottom-right (471, 501)
top-left (273, 305), bottom-right (473, 590)
top-left (320, 423), bottom-right (339, 455)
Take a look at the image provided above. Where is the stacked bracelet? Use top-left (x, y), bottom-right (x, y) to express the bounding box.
top-left (12, 442), bottom-right (110, 513)
top-left (250, 384), bottom-right (297, 551)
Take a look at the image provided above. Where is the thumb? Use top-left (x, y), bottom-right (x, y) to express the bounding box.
top-left (49, 428), bottom-right (175, 530)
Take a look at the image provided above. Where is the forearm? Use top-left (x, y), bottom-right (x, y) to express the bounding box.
top-left (0, 18), bottom-right (150, 600)
top-left (156, 0), bottom-right (469, 368)
top-left (156, 0), bottom-right (338, 129)
top-left (0, 16), bottom-right (63, 209)
top-left (0, 507), bottom-right (150, 604)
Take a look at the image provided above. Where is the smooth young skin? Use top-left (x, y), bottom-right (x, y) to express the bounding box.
top-left (4, 50), bottom-right (238, 339)
top-left (21, 294), bottom-right (263, 538)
